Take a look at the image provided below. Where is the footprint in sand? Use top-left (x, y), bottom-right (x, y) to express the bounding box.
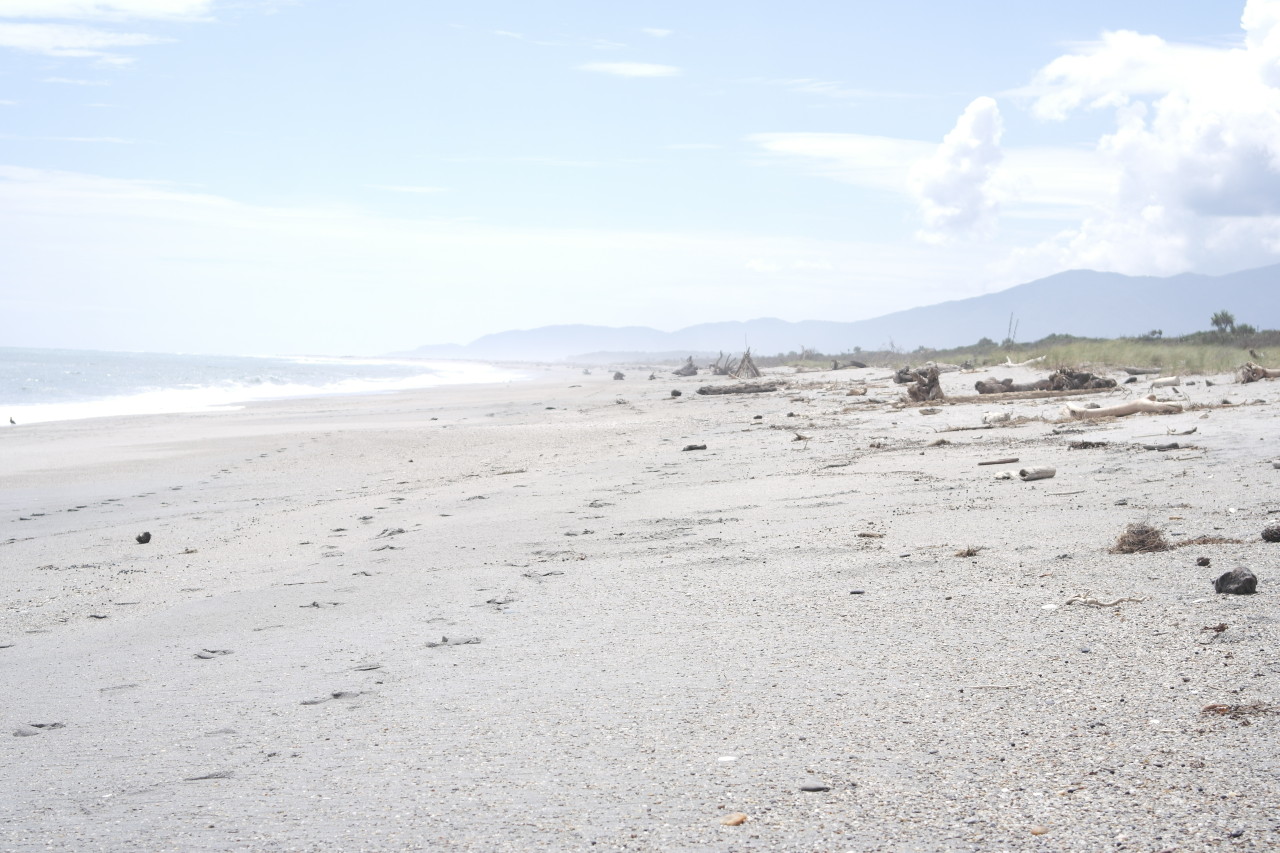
top-left (13, 722), bottom-right (65, 737)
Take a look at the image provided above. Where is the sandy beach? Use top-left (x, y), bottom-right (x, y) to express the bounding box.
top-left (2, 364), bottom-right (1279, 852)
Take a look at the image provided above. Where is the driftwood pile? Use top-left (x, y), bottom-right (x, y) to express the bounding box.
top-left (975, 369), bottom-right (1116, 395)
top-left (1239, 362), bottom-right (1280, 383)
top-left (707, 349), bottom-right (763, 379)
top-left (672, 357), bottom-right (698, 377)
top-left (895, 365), bottom-right (944, 402)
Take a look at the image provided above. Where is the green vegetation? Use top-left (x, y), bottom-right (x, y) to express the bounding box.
top-left (759, 315), bottom-right (1278, 375)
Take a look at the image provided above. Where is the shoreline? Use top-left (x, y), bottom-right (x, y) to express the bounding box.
top-left (2, 363), bottom-right (1278, 851)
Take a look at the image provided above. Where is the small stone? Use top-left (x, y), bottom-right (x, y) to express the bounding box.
top-left (1196, 557), bottom-right (1211, 567)
top-left (799, 783), bottom-right (831, 792)
top-left (1030, 825), bottom-right (1049, 836)
top-left (135, 532), bottom-right (151, 544)
top-left (682, 444), bottom-right (707, 452)
top-left (1214, 567), bottom-right (1258, 595)
top-left (671, 390), bottom-right (682, 397)
top-left (721, 812), bottom-right (748, 826)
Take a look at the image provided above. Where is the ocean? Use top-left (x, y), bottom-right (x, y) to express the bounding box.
top-left (0, 347), bottom-right (523, 425)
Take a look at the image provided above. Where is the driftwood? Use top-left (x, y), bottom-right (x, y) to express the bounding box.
top-left (1062, 395), bottom-right (1182, 419)
top-left (672, 357), bottom-right (698, 377)
top-left (925, 361), bottom-right (961, 373)
top-left (1019, 466), bottom-right (1056, 481)
top-left (832, 359), bottom-right (868, 370)
top-left (904, 366), bottom-right (944, 402)
top-left (1150, 376), bottom-right (1180, 388)
top-left (1239, 362), bottom-right (1280, 383)
top-left (976, 369), bottom-right (1116, 395)
top-left (696, 382), bottom-right (778, 396)
top-left (1003, 355), bottom-right (1045, 367)
top-left (734, 349), bottom-right (762, 379)
top-left (1121, 366), bottom-right (1162, 375)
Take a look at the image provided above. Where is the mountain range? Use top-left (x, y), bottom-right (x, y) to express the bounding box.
top-left (401, 264), bottom-right (1280, 362)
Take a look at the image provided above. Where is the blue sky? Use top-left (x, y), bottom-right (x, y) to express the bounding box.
top-left (0, 0), bottom-right (1272, 354)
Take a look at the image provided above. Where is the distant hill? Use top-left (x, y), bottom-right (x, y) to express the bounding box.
top-left (400, 264), bottom-right (1280, 361)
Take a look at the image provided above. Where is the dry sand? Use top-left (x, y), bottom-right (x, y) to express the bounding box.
top-left (2, 364), bottom-right (1279, 852)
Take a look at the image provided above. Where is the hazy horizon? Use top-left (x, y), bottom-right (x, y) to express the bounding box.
top-left (3, 1), bottom-right (1279, 356)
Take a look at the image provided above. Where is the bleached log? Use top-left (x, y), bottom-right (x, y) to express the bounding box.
top-left (1239, 362), bottom-right (1280, 383)
top-left (1150, 376), bottom-right (1181, 388)
top-left (1062, 395), bottom-right (1182, 419)
top-left (1019, 466), bottom-right (1057, 481)
top-left (1003, 355), bottom-right (1045, 367)
top-left (1120, 366), bottom-right (1162, 375)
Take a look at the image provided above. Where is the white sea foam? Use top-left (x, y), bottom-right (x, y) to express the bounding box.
top-left (5, 360), bottom-right (521, 425)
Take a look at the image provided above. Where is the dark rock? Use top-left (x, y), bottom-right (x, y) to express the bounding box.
top-left (135, 531), bottom-right (151, 544)
top-left (799, 783), bottom-right (831, 792)
top-left (1214, 567), bottom-right (1257, 595)
top-left (1262, 525), bottom-right (1280, 543)
top-left (670, 390), bottom-right (682, 397)
top-left (682, 444), bottom-right (707, 451)
top-left (613, 371), bottom-right (625, 380)
top-left (1196, 557), bottom-right (1211, 567)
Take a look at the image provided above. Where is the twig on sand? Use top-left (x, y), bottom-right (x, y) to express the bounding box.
top-left (1065, 591), bottom-right (1147, 607)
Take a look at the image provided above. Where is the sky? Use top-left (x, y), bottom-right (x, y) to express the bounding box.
top-left (0, 0), bottom-right (1276, 355)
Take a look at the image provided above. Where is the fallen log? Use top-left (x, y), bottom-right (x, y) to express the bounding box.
top-left (1003, 355), bottom-right (1046, 367)
top-left (1062, 395), bottom-right (1182, 419)
top-left (696, 382), bottom-right (778, 396)
top-left (1239, 362), bottom-right (1280, 383)
top-left (1019, 466), bottom-right (1056, 481)
top-left (1150, 376), bottom-right (1180, 388)
top-left (1121, 366), bottom-right (1162, 375)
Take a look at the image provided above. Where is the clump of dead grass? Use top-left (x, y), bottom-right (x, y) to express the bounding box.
top-left (954, 545), bottom-right (985, 558)
top-left (1110, 523), bottom-right (1171, 554)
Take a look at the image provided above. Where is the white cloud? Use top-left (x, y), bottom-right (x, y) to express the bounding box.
top-left (641, 28), bottom-right (671, 38)
top-left (0, 165), bottom-right (973, 353)
top-left (665, 143), bottom-right (720, 150)
top-left (0, 1), bottom-right (214, 20)
top-left (367, 185), bottom-right (448, 194)
top-left (0, 22), bottom-right (167, 62)
top-left (751, 128), bottom-right (1114, 229)
top-left (781, 78), bottom-right (918, 100)
top-left (578, 62), bottom-right (680, 78)
top-left (1004, 0), bottom-right (1280, 277)
top-left (750, 132), bottom-right (934, 193)
top-left (909, 96), bottom-right (1004, 243)
top-left (44, 76), bottom-right (110, 84)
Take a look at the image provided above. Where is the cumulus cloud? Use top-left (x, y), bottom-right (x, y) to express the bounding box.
top-left (1007, 0), bottom-right (1280, 275)
top-left (0, 22), bottom-right (167, 62)
top-left (908, 96), bottom-right (1004, 243)
top-left (578, 62), bottom-right (680, 78)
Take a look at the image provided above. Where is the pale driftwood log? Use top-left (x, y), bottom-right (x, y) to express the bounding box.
top-left (925, 361), bottom-right (961, 373)
top-left (1239, 362), bottom-right (1280, 383)
top-left (1062, 395), bottom-right (1182, 419)
top-left (1120, 366), bottom-right (1163, 375)
top-left (1003, 355), bottom-right (1045, 367)
top-left (1150, 376), bottom-right (1181, 388)
top-left (696, 382), bottom-right (778, 396)
top-left (1019, 466), bottom-right (1056, 481)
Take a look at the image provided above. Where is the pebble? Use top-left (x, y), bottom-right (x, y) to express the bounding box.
top-left (799, 783), bottom-right (831, 792)
top-left (1030, 825), bottom-right (1049, 836)
top-left (721, 812), bottom-right (748, 826)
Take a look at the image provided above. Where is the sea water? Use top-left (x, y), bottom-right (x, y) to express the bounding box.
top-left (0, 347), bottom-right (522, 425)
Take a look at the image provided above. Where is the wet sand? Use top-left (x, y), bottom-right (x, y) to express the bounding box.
top-left (2, 364), bottom-right (1279, 851)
